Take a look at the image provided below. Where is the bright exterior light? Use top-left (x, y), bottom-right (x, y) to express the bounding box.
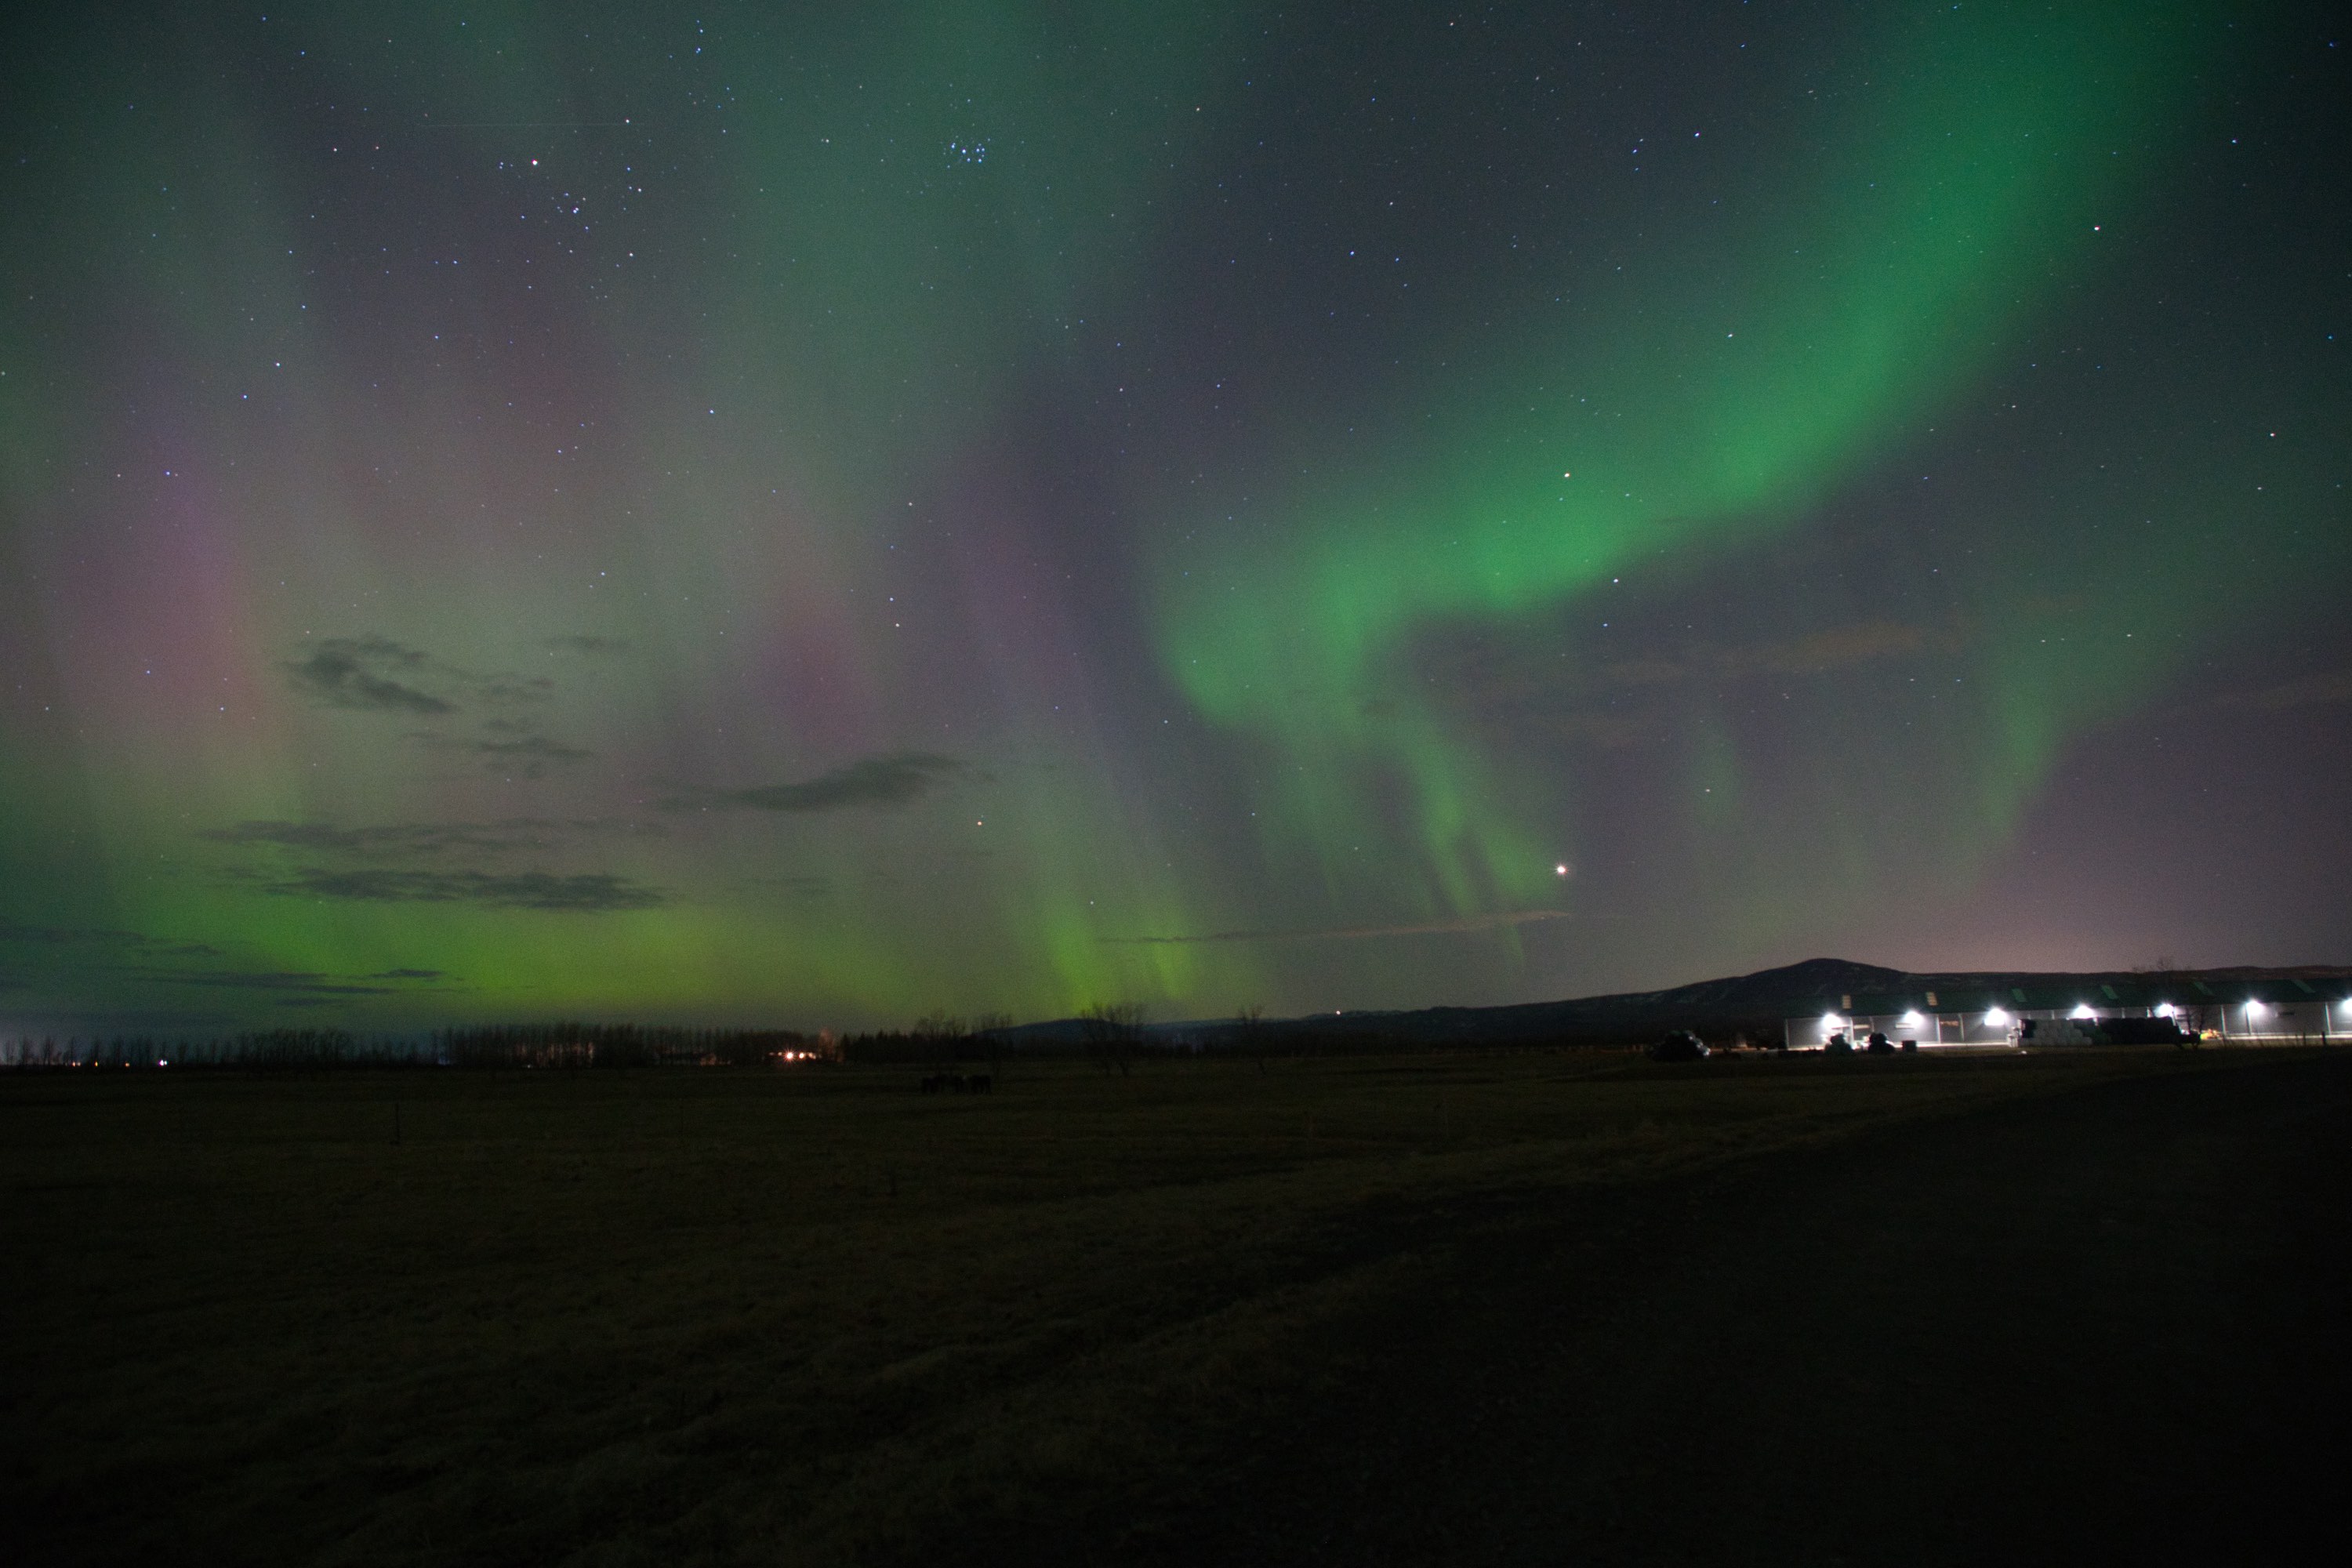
top-left (2156, 1002), bottom-right (2176, 1018)
top-left (2245, 1000), bottom-right (2267, 1017)
top-left (2070, 1004), bottom-right (2096, 1021)
top-left (1821, 1012), bottom-right (1845, 1033)
top-left (1984, 1007), bottom-right (2011, 1026)
top-left (1900, 1011), bottom-right (1926, 1029)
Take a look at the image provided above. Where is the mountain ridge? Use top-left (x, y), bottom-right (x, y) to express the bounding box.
top-left (999, 956), bottom-right (2352, 1047)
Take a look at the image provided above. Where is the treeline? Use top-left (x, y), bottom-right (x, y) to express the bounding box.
top-left (832, 1010), bottom-right (1014, 1065)
top-left (0, 1018), bottom-right (1641, 1074)
top-left (0, 1029), bottom-right (405, 1070)
top-left (434, 1022), bottom-right (819, 1069)
top-left (0, 1025), bottom-right (823, 1072)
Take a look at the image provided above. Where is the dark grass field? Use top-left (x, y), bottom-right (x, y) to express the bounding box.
top-left (4, 1047), bottom-right (2346, 1564)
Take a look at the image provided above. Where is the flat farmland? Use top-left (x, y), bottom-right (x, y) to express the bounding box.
top-left (5, 1047), bottom-right (2345, 1564)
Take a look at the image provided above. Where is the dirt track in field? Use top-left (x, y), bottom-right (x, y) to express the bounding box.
top-left (1088, 1052), bottom-right (2352, 1566)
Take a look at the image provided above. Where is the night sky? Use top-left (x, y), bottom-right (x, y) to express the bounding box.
top-left (3, 2), bottom-right (2346, 1035)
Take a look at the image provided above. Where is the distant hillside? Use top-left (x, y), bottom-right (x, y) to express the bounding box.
top-left (1004, 956), bottom-right (2352, 1049)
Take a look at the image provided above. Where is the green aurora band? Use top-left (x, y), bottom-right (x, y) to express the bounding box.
top-left (0, 1), bottom-right (2341, 1033)
top-left (1151, 2), bottom-right (2321, 926)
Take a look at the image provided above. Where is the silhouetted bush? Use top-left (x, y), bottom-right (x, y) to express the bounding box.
top-left (1649, 1030), bottom-right (1709, 1062)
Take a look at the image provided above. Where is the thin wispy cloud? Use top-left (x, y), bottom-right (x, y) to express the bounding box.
top-left (474, 735), bottom-right (592, 767)
top-left (265, 868), bottom-right (667, 912)
top-left (200, 818), bottom-right (659, 859)
top-left (203, 819), bottom-right (554, 857)
top-left (1108, 909), bottom-right (1581, 945)
top-left (1425, 618), bottom-right (1946, 706)
top-left (137, 965), bottom-right (452, 1000)
top-left (2215, 670), bottom-right (2352, 712)
top-left (169, 971), bottom-right (397, 996)
top-left (476, 674), bottom-right (556, 706)
top-left (0, 916), bottom-right (221, 957)
top-left (408, 731), bottom-right (594, 777)
top-left (1599, 621), bottom-right (1935, 689)
top-left (739, 874), bottom-right (833, 898)
top-left (667, 753), bottom-right (964, 813)
top-left (204, 817), bottom-right (664, 913)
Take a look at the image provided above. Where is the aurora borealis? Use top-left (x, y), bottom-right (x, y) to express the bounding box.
top-left (2, 1), bottom-right (2345, 1033)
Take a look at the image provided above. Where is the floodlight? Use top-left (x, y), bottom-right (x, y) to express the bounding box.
top-left (1900, 1011), bottom-right (1926, 1029)
top-left (1984, 1007), bottom-right (2011, 1026)
top-left (2245, 1000), bottom-right (2267, 1017)
top-left (2155, 1003), bottom-right (2176, 1018)
top-left (2070, 1004), bottom-right (2096, 1020)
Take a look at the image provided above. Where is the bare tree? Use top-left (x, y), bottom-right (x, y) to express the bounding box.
top-left (1236, 1004), bottom-right (1269, 1072)
top-left (1080, 1002), bottom-right (1146, 1076)
top-left (971, 1012), bottom-right (1014, 1080)
top-left (912, 1011), bottom-right (968, 1070)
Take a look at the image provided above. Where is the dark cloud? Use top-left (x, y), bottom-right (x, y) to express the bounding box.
top-left (285, 637), bottom-right (570, 723)
top-left (199, 817), bottom-right (658, 859)
top-left (169, 970), bottom-right (394, 996)
top-left (668, 752), bottom-right (964, 813)
top-left (1109, 909), bottom-right (1581, 945)
top-left (265, 868), bottom-right (667, 912)
top-left (546, 635), bottom-right (631, 655)
top-left (0, 918), bottom-right (437, 1012)
top-left (202, 818), bottom-right (666, 914)
top-left (116, 964), bottom-right (456, 1001)
top-left (0, 916), bottom-right (221, 956)
top-left (285, 637), bottom-right (455, 714)
top-left (202, 819), bottom-right (551, 856)
top-left (0, 916), bottom-right (147, 947)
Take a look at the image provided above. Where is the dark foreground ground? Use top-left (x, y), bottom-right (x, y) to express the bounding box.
top-left (5, 1048), bottom-right (2347, 1563)
top-left (1102, 1051), bottom-right (2352, 1566)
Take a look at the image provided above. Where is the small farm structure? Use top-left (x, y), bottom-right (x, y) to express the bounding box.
top-left (1782, 977), bottom-right (2351, 1051)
